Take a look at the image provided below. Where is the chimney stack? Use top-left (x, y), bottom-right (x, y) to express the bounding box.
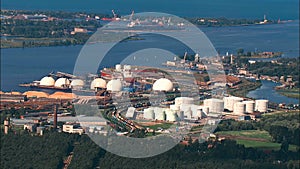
top-left (53, 104), bottom-right (58, 129)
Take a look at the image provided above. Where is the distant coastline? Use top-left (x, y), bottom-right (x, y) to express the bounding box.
top-left (0, 9), bottom-right (288, 49)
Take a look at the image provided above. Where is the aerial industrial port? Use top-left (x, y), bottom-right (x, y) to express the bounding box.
top-left (1, 53), bottom-right (275, 141)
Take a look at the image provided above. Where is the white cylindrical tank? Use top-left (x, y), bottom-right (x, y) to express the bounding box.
top-left (70, 79), bottom-right (84, 88)
top-left (154, 107), bottom-right (166, 121)
top-left (203, 106), bottom-right (209, 114)
top-left (123, 65), bottom-right (132, 71)
top-left (175, 97), bottom-right (194, 106)
top-left (153, 78), bottom-right (173, 92)
top-left (178, 111), bottom-right (185, 120)
top-left (166, 109), bottom-right (177, 122)
top-left (204, 98), bottom-right (224, 113)
top-left (233, 102), bottom-right (246, 115)
top-left (106, 79), bottom-right (122, 92)
top-left (144, 108), bottom-right (155, 120)
top-left (170, 105), bottom-right (180, 111)
top-left (243, 100), bottom-right (255, 113)
top-left (40, 76), bottom-right (55, 86)
top-left (90, 78), bottom-right (106, 89)
top-left (115, 64), bottom-right (122, 71)
top-left (255, 100), bottom-right (268, 112)
top-left (54, 78), bottom-right (70, 88)
top-left (223, 96), bottom-right (243, 111)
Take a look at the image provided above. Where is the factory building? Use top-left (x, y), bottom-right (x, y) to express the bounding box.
top-left (152, 78), bottom-right (173, 92)
top-left (0, 92), bottom-right (26, 102)
top-left (255, 99), bottom-right (269, 112)
top-left (125, 107), bottom-right (136, 119)
top-left (223, 96), bottom-right (243, 111)
top-left (62, 123), bottom-right (84, 135)
top-left (24, 123), bottom-right (37, 132)
top-left (203, 98), bottom-right (224, 113)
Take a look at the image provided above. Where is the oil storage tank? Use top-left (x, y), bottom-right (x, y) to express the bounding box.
top-left (144, 107), bottom-right (155, 120)
top-left (233, 102), bottom-right (246, 115)
top-left (174, 97), bottom-right (194, 106)
top-left (223, 96), bottom-right (243, 111)
top-left (243, 100), bottom-right (255, 113)
top-left (166, 109), bottom-right (177, 122)
top-left (204, 98), bottom-right (224, 113)
top-left (255, 99), bottom-right (268, 112)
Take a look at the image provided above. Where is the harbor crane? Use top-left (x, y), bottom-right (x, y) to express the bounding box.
top-left (129, 10), bottom-right (134, 21)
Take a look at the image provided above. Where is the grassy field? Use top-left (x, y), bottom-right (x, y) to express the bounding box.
top-left (236, 139), bottom-right (298, 151)
top-left (216, 130), bottom-right (272, 141)
top-left (142, 123), bottom-right (174, 130)
top-left (276, 88), bottom-right (300, 99)
top-left (216, 130), bottom-right (298, 151)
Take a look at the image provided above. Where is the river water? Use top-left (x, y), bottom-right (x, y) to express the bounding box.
top-left (1, 21), bottom-right (299, 104)
top-left (247, 80), bottom-right (299, 104)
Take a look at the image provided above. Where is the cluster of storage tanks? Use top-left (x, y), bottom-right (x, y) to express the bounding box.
top-left (143, 107), bottom-right (177, 122)
top-left (90, 78), bottom-right (123, 92)
top-left (89, 77), bottom-right (173, 92)
top-left (203, 96), bottom-right (269, 115)
top-left (143, 97), bottom-right (206, 122)
top-left (39, 76), bottom-right (85, 89)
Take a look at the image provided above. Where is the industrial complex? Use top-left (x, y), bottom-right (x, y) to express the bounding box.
top-left (1, 56), bottom-right (273, 140)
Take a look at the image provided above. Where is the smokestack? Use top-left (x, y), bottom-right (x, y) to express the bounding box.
top-left (53, 104), bottom-right (58, 129)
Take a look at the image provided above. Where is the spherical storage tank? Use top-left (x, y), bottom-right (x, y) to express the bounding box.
top-left (106, 79), bottom-right (122, 92)
top-left (233, 102), bottom-right (246, 115)
top-left (54, 78), bottom-right (70, 88)
top-left (40, 76), bottom-right (55, 86)
top-left (70, 79), bottom-right (84, 88)
top-left (255, 100), bottom-right (268, 112)
top-left (203, 98), bottom-right (224, 113)
top-left (243, 100), bottom-right (255, 113)
top-left (90, 78), bottom-right (107, 89)
top-left (153, 78), bottom-right (173, 92)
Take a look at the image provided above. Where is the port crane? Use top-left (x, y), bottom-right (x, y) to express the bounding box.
top-left (111, 10), bottom-right (120, 21)
top-left (129, 10), bottom-right (134, 21)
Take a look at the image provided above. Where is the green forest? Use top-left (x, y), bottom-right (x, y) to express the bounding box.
top-left (1, 112), bottom-right (299, 169)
